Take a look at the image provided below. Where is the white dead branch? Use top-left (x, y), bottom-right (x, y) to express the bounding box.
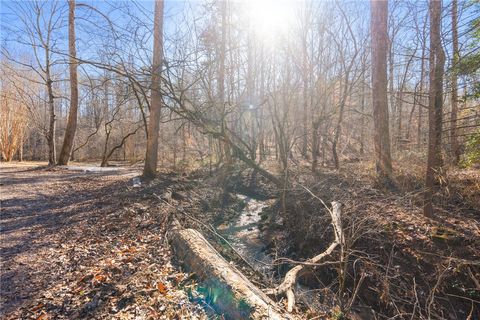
top-left (267, 201), bottom-right (344, 312)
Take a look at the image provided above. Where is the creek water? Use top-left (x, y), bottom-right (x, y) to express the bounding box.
top-left (216, 194), bottom-right (321, 310)
top-left (216, 194), bottom-right (274, 274)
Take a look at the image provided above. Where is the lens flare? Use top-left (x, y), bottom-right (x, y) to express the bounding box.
top-left (245, 0), bottom-right (297, 42)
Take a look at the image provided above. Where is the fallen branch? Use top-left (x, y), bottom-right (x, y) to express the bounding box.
top-left (267, 201), bottom-right (343, 312)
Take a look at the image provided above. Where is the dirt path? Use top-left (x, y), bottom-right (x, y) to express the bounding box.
top-left (0, 163), bottom-right (207, 319)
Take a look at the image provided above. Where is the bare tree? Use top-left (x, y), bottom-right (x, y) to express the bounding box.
top-left (371, 0), bottom-right (393, 183)
top-left (143, 0), bottom-right (165, 178)
top-left (58, 0), bottom-right (78, 165)
top-left (450, 0), bottom-right (460, 164)
top-left (2, 1), bottom-right (66, 165)
top-left (330, 2), bottom-right (362, 170)
top-left (424, 0), bottom-right (445, 217)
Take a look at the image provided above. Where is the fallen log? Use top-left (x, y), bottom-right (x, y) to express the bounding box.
top-left (170, 227), bottom-right (298, 319)
top-left (267, 201), bottom-right (343, 312)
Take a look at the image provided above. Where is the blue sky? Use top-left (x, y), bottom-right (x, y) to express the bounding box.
top-left (0, 0), bottom-right (189, 61)
top-left (1, 0), bottom-right (478, 76)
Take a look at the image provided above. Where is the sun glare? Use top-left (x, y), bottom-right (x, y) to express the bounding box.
top-left (245, 0), bottom-right (297, 42)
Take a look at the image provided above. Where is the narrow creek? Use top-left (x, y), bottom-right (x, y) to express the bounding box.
top-left (216, 194), bottom-right (274, 274)
top-left (184, 195), bottom-right (277, 318)
top-left (216, 194), bottom-right (320, 310)
top-left (185, 193), bottom-right (324, 317)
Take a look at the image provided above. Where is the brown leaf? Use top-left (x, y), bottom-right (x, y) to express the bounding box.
top-left (78, 274), bottom-right (93, 284)
top-left (157, 282), bottom-right (168, 295)
top-left (93, 273), bottom-right (107, 283)
top-left (121, 246), bottom-right (137, 254)
top-left (31, 303), bottom-right (44, 312)
top-left (36, 313), bottom-right (48, 320)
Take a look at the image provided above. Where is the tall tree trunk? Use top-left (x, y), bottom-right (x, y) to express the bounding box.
top-left (19, 134), bottom-right (23, 162)
top-left (388, 37), bottom-right (396, 149)
top-left (417, 42), bottom-right (426, 148)
top-left (450, 0), bottom-right (460, 164)
top-left (332, 99), bottom-right (345, 170)
top-left (18, 127), bottom-right (24, 162)
top-left (360, 64), bottom-right (366, 155)
top-left (301, 10), bottom-right (309, 159)
top-left (219, 0), bottom-right (232, 167)
top-left (100, 129), bottom-right (111, 167)
top-left (46, 72), bottom-right (56, 165)
top-left (58, 0), bottom-right (78, 165)
top-left (406, 83), bottom-right (418, 140)
top-left (424, 0), bottom-right (445, 217)
top-left (395, 53), bottom-right (415, 143)
top-left (311, 120), bottom-right (320, 171)
top-left (247, 17), bottom-right (257, 161)
top-left (371, 0), bottom-right (393, 183)
top-left (143, 0), bottom-right (164, 178)
top-left (258, 46), bottom-right (266, 162)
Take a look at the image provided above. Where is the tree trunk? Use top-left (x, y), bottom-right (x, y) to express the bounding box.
top-left (406, 84), bottom-right (418, 140)
top-left (100, 129), bottom-right (110, 167)
top-left (311, 120), bottom-right (320, 171)
top-left (258, 46), bottom-right (266, 162)
top-left (424, 0), bottom-right (445, 217)
top-left (417, 42), bottom-right (426, 148)
top-left (301, 12), bottom-right (309, 159)
top-left (371, 0), bottom-right (394, 183)
top-left (360, 65), bottom-right (366, 155)
top-left (46, 75), bottom-right (56, 165)
top-left (388, 37), bottom-right (396, 149)
top-left (143, 0), bottom-right (164, 178)
top-left (219, 0), bottom-right (232, 167)
top-left (19, 129), bottom-right (23, 162)
top-left (58, 0), bottom-right (78, 165)
top-left (450, 0), bottom-right (460, 164)
top-left (395, 53), bottom-right (415, 143)
top-left (332, 105), bottom-right (343, 170)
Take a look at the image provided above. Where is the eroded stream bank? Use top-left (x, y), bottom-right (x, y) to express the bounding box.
top-left (184, 192), bottom-right (321, 317)
top-left (176, 194), bottom-right (280, 319)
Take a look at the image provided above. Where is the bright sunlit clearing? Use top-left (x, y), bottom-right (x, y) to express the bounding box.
top-left (245, 0), bottom-right (297, 42)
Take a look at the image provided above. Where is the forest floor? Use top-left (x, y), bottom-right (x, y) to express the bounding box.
top-left (0, 162), bottom-right (209, 319)
top-left (276, 161), bottom-right (480, 319)
top-left (1, 161), bottom-right (479, 319)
